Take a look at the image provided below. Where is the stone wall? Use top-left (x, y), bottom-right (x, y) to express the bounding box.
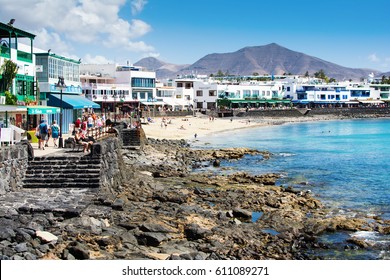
top-left (0, 143), bottom-right (29, 195)
top-left (95, 137), bottom-right (129, 192)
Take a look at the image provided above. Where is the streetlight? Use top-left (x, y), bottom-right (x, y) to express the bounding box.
top-left (193, 99), bottom-right (197, 117)
top-left (55, 76), bottom-right (66, 148)
top-left (102, 94), bottom-right (108, 119)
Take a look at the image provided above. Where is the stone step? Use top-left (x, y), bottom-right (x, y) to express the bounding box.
top-left (23, 177), bottom-right (100, 184)
top-left (23, 182), bottom-right (100, 188)
top-left (26, 164), bottom-right (101, 170)
top-left (28, 160), bottom-right (101, 166)
top-left (23, 155), bottom-right (103, 189)
top-left (25, 173), bottom-right (100, 180)
top-left (26, 167), bottom-right (101, 174)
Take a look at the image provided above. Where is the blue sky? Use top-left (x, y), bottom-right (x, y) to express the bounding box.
top-left (1, 0), bottom-right (389, 72)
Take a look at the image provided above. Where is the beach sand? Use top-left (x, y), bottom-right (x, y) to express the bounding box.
top-left (141, 114), bottom-right (267, 140)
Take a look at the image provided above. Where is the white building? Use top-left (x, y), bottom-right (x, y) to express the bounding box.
top-left (80, 64), bottom-right (156, 118)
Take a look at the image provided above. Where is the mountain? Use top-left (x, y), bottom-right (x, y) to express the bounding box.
top-left (181, 43), bottom-right (377, 80)
top-left (136, 44), bottom-right (379, 80)
top-left (380, 71), bottom-right (390, 77)
top-left (134, 57), bottom-right (189, 79)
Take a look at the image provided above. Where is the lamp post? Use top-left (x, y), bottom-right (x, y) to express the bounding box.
top-left (112, 92), bottom-right (118, 124)
top-left (193, 99), bottom-right (197, 117)
top-left (55, 76), bottom-right (66, 148)
top-left (118, 91), bottom-right (126, 120)
top-left (102, 94), bottom-right (108, 119)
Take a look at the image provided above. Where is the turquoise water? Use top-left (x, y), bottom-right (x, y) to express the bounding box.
top-left (196, 118), bottom-right (390, 259)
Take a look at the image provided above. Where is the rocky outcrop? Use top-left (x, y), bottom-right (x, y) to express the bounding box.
top-left (0, 139), bottom-right (388, 260)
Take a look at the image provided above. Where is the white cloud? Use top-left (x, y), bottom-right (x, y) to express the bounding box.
top-left (368, 53), bottom-right (380, 62)
top-left (0, 0), bottom-right (155, 61)
top-left (131, 0), bottom-right (148, 15)
top-left (83, 54), bottom-right (114, 64)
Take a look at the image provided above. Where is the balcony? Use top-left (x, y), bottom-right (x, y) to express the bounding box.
top-left (17, 50), bottom-right (32, 62)
top-left (0, 45), bottom-right (10, 58)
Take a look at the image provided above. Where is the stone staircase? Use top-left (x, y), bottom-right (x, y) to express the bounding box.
top-left (122, 128), bottom-right (141, 147)
top-left (23, 155), bottom-right (101, 189)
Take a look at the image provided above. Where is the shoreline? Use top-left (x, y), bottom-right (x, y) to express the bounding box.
top-left (141, 112), bottom-right (389, 141)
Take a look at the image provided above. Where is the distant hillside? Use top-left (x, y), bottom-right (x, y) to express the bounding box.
top-left (136, 44), bottom-right (380, 80)
top-left (134, 57), bottom-right (189, 79)
top-left (380, 71), bottom-right (390, 77)
top-left (181, 43), bottom-right (377, 80)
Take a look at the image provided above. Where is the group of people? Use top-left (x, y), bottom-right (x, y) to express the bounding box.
top-left (74, 113), bottom-right (105, 134)
top-left (35, 119), bottom-right (60, 150)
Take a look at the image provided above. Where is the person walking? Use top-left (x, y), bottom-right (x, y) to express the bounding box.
top-left (50, 120), bottom-right (60, 147)
top-left (38, 120), bottom-right (48, 150)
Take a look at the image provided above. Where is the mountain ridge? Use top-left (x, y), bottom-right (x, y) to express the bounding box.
top-left (135, 43), bottom-right (382, 80)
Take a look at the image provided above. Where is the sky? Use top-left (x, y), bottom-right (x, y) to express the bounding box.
top-left (1, 0), bottom-right (390, 73)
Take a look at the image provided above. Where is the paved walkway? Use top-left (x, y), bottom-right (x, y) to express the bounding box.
top-left (31, 134), bottom-right (74, 157)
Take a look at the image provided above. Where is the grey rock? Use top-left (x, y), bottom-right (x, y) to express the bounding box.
top-left (15, 243), bottom-right (28, 253)
top-left (140, 223), bottom-right (173, 233)
top-left (67, 242), bottom-right (90, 260)
top-left (233, 208), bottom-right (252, 219)
top-left (184, 224), bottom-right (212, 240)
top-left (0, 228), bottom-right (16, 240)
top-left (136, 232), bottom-right (169, 247)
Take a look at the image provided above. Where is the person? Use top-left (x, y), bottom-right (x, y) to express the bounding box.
top-left (75, 117), bottom-right (81, 129)
top-left (38, 120), bottom-right (48, 150)
top-left (45, 125), bottom-right (51, 147)
top-left (81, 117), bottom-right (88, 134)
top-left (74, 129), bottom-right (93, 153)
top-left (50, 120), bottom-right (60, 147)
top-left (87, 114), bottom-right (94, 128)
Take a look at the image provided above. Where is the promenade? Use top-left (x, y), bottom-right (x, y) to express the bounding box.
top-left (31, 133), bottom-right (72, 157)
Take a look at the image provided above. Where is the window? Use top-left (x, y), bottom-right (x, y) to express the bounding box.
top-left (209, 90), bottom-right (216, 96)
top-left (243, 90), bottom-right (251, 98)
top-left (177, 82), bottom-right (183, 88)
top-left (196, 90), bottom-right (203, 97)
top-left (131, 78), bottom-right (155, 88)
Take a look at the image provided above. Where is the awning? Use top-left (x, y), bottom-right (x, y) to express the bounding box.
top-left (0, 105), bottom-right (27, 113)
top-left (48, 94), bottom-right (100, 109)
top-left (359, 100), bottom-right (384, 104)
top-left (141, 101), bottom-right (166, 106)
top-left (26, 106), bottom-right (61, 115)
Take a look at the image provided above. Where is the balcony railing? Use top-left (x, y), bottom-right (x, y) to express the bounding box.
top-left (17, 50), bottom-right (32, 63)
top-left (0, 45), bottom-right (10, 58)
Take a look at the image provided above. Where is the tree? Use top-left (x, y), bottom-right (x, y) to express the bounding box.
top-left (314, 69), bottom-right (330, 83)
top-left (0, 59), bottom-right (18, 93)
top-left (304, 71), bottom-right (309, 77)
top-left (5, 90), bottom-right (17, 105)
top-left (216, 70), bottom-right (224, 77)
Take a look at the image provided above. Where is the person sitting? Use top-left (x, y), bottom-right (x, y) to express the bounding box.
top-left (74, 129), bottom-right (93, 153)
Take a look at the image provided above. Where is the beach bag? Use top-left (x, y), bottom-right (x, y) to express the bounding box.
top-left (35, 131), bottom-right (41, 139)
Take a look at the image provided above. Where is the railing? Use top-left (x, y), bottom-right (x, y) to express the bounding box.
top-left (85, 125), bottom-right (116, 141)
top-left (17, 50), bottom-right (33, 62)
top-left (0, 45), bottom-right (10, 58)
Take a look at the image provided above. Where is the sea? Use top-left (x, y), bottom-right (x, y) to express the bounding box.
top-left (194, 118), bottom-right (390, 260)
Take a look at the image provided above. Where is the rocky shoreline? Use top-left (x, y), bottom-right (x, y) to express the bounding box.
top-left (1, 137), bottom-right (389, 260)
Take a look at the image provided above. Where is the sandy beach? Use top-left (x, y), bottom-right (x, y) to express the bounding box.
top-left (141, 114), bottom-right (268, 140)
